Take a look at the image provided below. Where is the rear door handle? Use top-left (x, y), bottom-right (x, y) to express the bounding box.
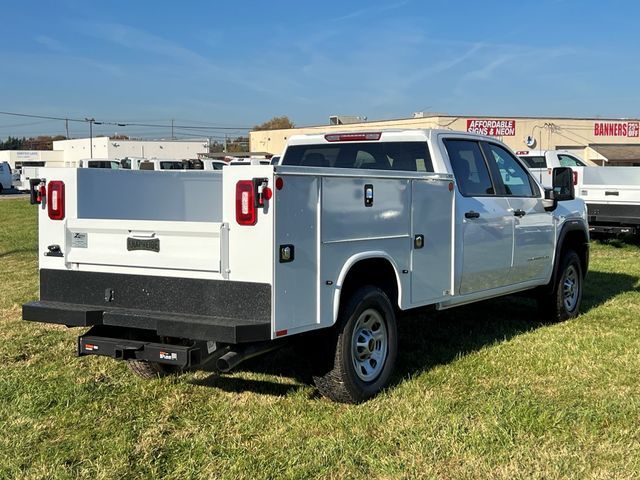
top-left (513, 209), bottom-right (526, 217)
top-left (465, 211), bottom-right (480, 219)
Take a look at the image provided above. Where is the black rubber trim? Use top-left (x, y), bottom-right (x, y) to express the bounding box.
top-left (548, 220), bottom-right (589, 290)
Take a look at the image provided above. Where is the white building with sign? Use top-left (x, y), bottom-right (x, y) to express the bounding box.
top-left (53, 137), bottom-right (209, 164)
top-left (0, 150), bottom-right (64, 169)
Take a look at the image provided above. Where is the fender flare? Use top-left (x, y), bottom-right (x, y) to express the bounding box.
top-left (548, 219), bottom-right (589, 290)
top-left (332, 251), bottom-right (403, 324)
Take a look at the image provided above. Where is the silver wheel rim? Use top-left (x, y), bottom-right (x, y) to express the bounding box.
top-left (563, 265), bottom-right (580, 311)
top-left (351, 308), bottom-right (388, 382)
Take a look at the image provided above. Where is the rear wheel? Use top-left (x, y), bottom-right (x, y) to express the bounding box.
top-left (538, 249), bottom-right (583, 322)
top-left (126, 360), bottom-right (182, 379)
top-left (0, 184), bottom-right (3, 195)
top-left (313, 286), bottom-right (397, 403)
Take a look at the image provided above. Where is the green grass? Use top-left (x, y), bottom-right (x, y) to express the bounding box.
top-left (1, 197), bottom-right (639, 479)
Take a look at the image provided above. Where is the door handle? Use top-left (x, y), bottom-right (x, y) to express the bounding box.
top-left (464, 211), bottom-right (480, 219)
top-left (513, 209), bottom-right (526, 217)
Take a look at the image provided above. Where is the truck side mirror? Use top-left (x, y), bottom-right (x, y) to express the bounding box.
top-left (542, 188), bottom-right (557, 212)
top-left (552, 167), bottom-right (575, 201)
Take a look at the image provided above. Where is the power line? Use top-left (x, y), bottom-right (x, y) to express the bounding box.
top-left (0, 110), bottom-right (86, 123)
top-left (0, 111), bottom-right (252, 131)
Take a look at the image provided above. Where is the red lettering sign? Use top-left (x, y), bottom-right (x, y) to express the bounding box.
top-left (466, 119), bottom-right (516, 136)
top-left (594, 122), bottom-right (639, 137)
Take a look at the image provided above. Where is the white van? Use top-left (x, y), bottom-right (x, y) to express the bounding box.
top-left (77, 159), bottom-right (121, 169)
top-left (0, 161), bottom-right (12, 194)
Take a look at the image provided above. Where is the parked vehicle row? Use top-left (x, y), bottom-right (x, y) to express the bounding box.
top-left (518, 149), bottom-right (640, 235)
top-left (23, 129), bottom-right (587, 403)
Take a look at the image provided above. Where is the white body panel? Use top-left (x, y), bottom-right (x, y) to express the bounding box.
top-left (579, 167), bottom-right (640, 206)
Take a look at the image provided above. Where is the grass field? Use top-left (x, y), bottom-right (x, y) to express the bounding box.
top-left (1, 197), bottom-right (639, 479)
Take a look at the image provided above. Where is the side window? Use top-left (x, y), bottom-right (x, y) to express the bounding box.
top-left (558, 154), bottom-right (585, 167)
top-left (444, 139), bottom-right (494, 196)
top-left (520, 156), bottom-right (547, 168)
top-left (486, 143), bottom-right (535, 197)
top-left (385, 142), bottom-right (433, 172)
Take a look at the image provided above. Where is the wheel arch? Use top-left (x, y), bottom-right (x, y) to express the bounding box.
top-left (552, 220), bottom-right (589, 286)
top-left (332, 252), bottom-right (403, 324)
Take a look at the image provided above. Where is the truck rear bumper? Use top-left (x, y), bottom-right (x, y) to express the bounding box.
top-left (587, 203), bottom-right (640, 229)
top-left (23, 269), bottom-right (271, 344)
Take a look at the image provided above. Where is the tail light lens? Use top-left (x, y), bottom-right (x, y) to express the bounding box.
top-left (572, 171), bottom-right (578, 185)
top-left (47, 181), bottom-right (65, 220)
top-left (236, 180), bottom-right (256, 225)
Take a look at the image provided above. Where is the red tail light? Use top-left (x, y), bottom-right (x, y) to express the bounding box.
top-left (236, 180), bottom-right (256, 225)
top-left (324, 132), bottom-right (381, 142)
top-left (47, 181), bottom-right (65, 220)
top-left (572, 171), bottom-right (578, 185)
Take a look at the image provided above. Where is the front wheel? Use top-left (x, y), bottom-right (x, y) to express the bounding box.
top-left (538, 249), bottom-right (583, 322)
top-left (313, 286), bottom-right (397, 403)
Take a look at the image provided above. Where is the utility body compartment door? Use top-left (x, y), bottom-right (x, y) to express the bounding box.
top-left (410, 178), bottom-right (454, 304)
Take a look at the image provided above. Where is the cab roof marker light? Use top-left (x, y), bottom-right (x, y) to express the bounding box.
top-left (324, 132), bottom-right (382, 142)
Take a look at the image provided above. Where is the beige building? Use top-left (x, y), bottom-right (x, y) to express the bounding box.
top-left (250, 114), bottom-right (640, 166)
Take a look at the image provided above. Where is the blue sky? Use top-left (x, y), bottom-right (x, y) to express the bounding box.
top-left (0, 0), bottom-right (638, 140)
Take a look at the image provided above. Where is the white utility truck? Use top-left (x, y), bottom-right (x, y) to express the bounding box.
top-left (23, 130), bottom-right (588, 403)
top-left (518, 149), bottom-right (640, 235)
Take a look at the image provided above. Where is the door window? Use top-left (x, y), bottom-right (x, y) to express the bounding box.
top-left (558, 154), bottom-right (586, 167)
top-left (485, 143), bottom-right (536, 197)
top-left (444, 139), bottom-right (494, 196)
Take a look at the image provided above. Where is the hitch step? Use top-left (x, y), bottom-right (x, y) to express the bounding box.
top-left (78, 326), bottom-right (218, 368)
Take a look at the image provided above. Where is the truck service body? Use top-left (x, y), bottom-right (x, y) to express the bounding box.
top-left (518, 149), bottom-right (640, 235)
top-left (24, 130), bottom-right (589, 402)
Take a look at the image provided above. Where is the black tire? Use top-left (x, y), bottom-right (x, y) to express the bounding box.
top-left (538, 249), bottom-right (583, 322)
top-left (0, 184), bottom-right (3, 195)
top-left (313, 286), bottom-right (397, 403)
top-left (126, 360), bottom-right (182, 379)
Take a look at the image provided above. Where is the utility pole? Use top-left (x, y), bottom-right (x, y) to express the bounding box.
top-left (171, 119), bottom-right (174, 140)
top-left (85, 117), bottom-right (95, 158)
top-left (224, 134), bottom-right (227, 152)
top-left (65, 118), bottom-right (69, 139)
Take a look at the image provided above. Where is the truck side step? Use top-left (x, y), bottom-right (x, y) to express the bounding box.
top-left (78, 326), bottom-right (220, 368)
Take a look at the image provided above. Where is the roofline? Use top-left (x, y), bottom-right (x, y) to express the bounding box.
top-left (250, 114), bottom-right (640, 133)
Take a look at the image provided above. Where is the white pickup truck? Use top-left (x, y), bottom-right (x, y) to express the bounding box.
top-left (23, 130), bottom-right (589, 403)
top-left (518, 149), bottom-right (640, 235)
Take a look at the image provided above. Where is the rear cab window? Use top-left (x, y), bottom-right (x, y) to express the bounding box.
top-left (282, 142), bottom-right (433, 172)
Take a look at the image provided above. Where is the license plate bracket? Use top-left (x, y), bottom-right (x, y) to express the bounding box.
top-left (127, 237), bottom-right (160, 253)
